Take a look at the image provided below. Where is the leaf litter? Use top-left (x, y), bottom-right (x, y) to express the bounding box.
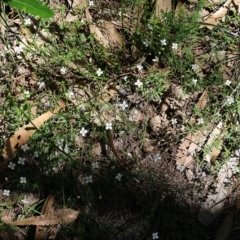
top-left (1, 0), bottom-right (240, 238)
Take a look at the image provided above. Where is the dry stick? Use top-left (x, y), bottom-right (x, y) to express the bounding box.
top-left (108, 129), bottom-right (127, 170)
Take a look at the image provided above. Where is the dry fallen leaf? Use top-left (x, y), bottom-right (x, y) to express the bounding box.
top-left (85, 9), bottom-right (110, 48)
top-left (1, 100), bottom-right (65, 162)
top-left (204, 122), bottom-right (223, 164)
top-left (214, 211), bottom-right (234, 240)
top-left (153, 0), bottom-right (172, 18)
top-left (7, 209), bottom-right (79, 226)
top-left (199, 149), bottom-right (239, 225)
top-left (35, 194), bottom-right (55, 240)
top-left (196, 89), bottom-right (208, 109)
top-left (201, 0), bottom-right (232, 30)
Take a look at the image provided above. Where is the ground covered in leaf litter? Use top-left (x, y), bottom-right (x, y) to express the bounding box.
top-left (1, 0), bottom-right (240, 239)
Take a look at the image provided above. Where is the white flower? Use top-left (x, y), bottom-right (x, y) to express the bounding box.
top-left (66, 90), bottom-right (74, 99)
top-left (135, 79), bottom-right (143, 88)
top-left (226, 96), bottom-right (234, 105)
top-left (153, 154), bottom-right (161, 162)
top-left (18, 157), bottom-right (26, 165)
top-left (80, 127), bottom-right (88, 137)
top-left (225, 80), bottom-right (231, 86)
top-left (85, 175), bottom-right (93, 184)
top-left (171, 119), bottom-right (177, 125)
top-left (14, 46), bottom-right (23, 54)
top-left (92, 162), bottom-right (99, 169)
top-left (24, 90), bottom-right (30, 98)
top-left (137, 65), bottom-right (143, 71)
top-left (189, 149), bottom-right (196, 156)
top-left (119, 101), bottom-right (128, 110)
top-left (21, 144), bottom-right (29, 152)
top-left (60, 67), bottom-right (67, 74)
top-left (192, 64), bottom-right (199, 72)
top-left (89, 0), bottom-right (94, 6)
top-left (105, 122), bottom-right (112, 130)
top-left (197, 118), bottom-right (204, 125)
top-left (143, 39), bottom-right (150, 47)
top-left (57, 139), bottom-right (69, 153)
top-left (96, 68), bottom-right (103, 76)
top-left (3, 190), bottom-right (10, 196)
top-left (152, 232), bottom-right (159, 239)
top-left (116, 173), bottom-right (122, 181)
top-left (8, 162), bottom-right (16, 170)
top-left (37, 81), bottom-right (45, 90)
top-left (172, 43), bottom-right (178, 50)
top-left (80, 19), bottom-right (85, 24)
top-left (20, 177), bottom-right (27, 184)
top-left (192, 78), bottom-right (197, 85)
top-left (21, 199), bottom-right (30, 204)
top-left (181, 125), bottom-right (185, 131)
top-left (123, 76), bottom-right (128, 80)
top-left (147, 24), bottom-right (153, 30)
top-left (24, 18), bottom-right (31, 26)
top-left (177, 164), bottom-right (185, 172)
top-left (161, 39), bottom-right (167, 46)
top-left (152, 57), bottom-right (159, 62)
top-left (34, 151), bottom-right (39, 158)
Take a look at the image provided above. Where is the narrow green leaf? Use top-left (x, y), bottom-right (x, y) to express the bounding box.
top-left (3, 0), bottom-right (54, 18)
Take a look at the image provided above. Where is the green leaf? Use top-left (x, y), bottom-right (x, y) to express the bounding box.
top-left (2, 0), bottom-right (54, 18)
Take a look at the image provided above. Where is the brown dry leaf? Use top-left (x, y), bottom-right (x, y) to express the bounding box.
top-left (35, 194), bottom-right (55, 240)
top-left (66, 13), bottom-right (79, 22)
top-left (143, 138), bottom-right (155, 153)
top-left (153, 0), bottom-right (172, 18)
top-left (233, 0), bottom-right (240, 13)
top-left (85, 9), bottom-right (109, 48)
top-left (7, 209), bottom-right (79, 226)
top-left (72, 0), bottom-right (86, 9)
top-left (201, 0), bottom-right (232, 30)
top-left (196, 89), bottom-right (208, 109)
top-left (199, 149), bottom-right (239, 225)
top-left (1, 100), bottom-right (65, 162)
top-left (150, 115), bottom-right (161, 132)
top-left (98, 21), bottom-right (122, 47)
top-left (176, 130), bottom-right (206, 169)
top-left (214, 211), bottom-right (233, 240)
top-left (204, 122), bottom-right (223, 163)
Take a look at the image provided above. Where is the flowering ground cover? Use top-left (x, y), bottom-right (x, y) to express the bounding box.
top-left (1, 0), bottom-right (240, 239)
